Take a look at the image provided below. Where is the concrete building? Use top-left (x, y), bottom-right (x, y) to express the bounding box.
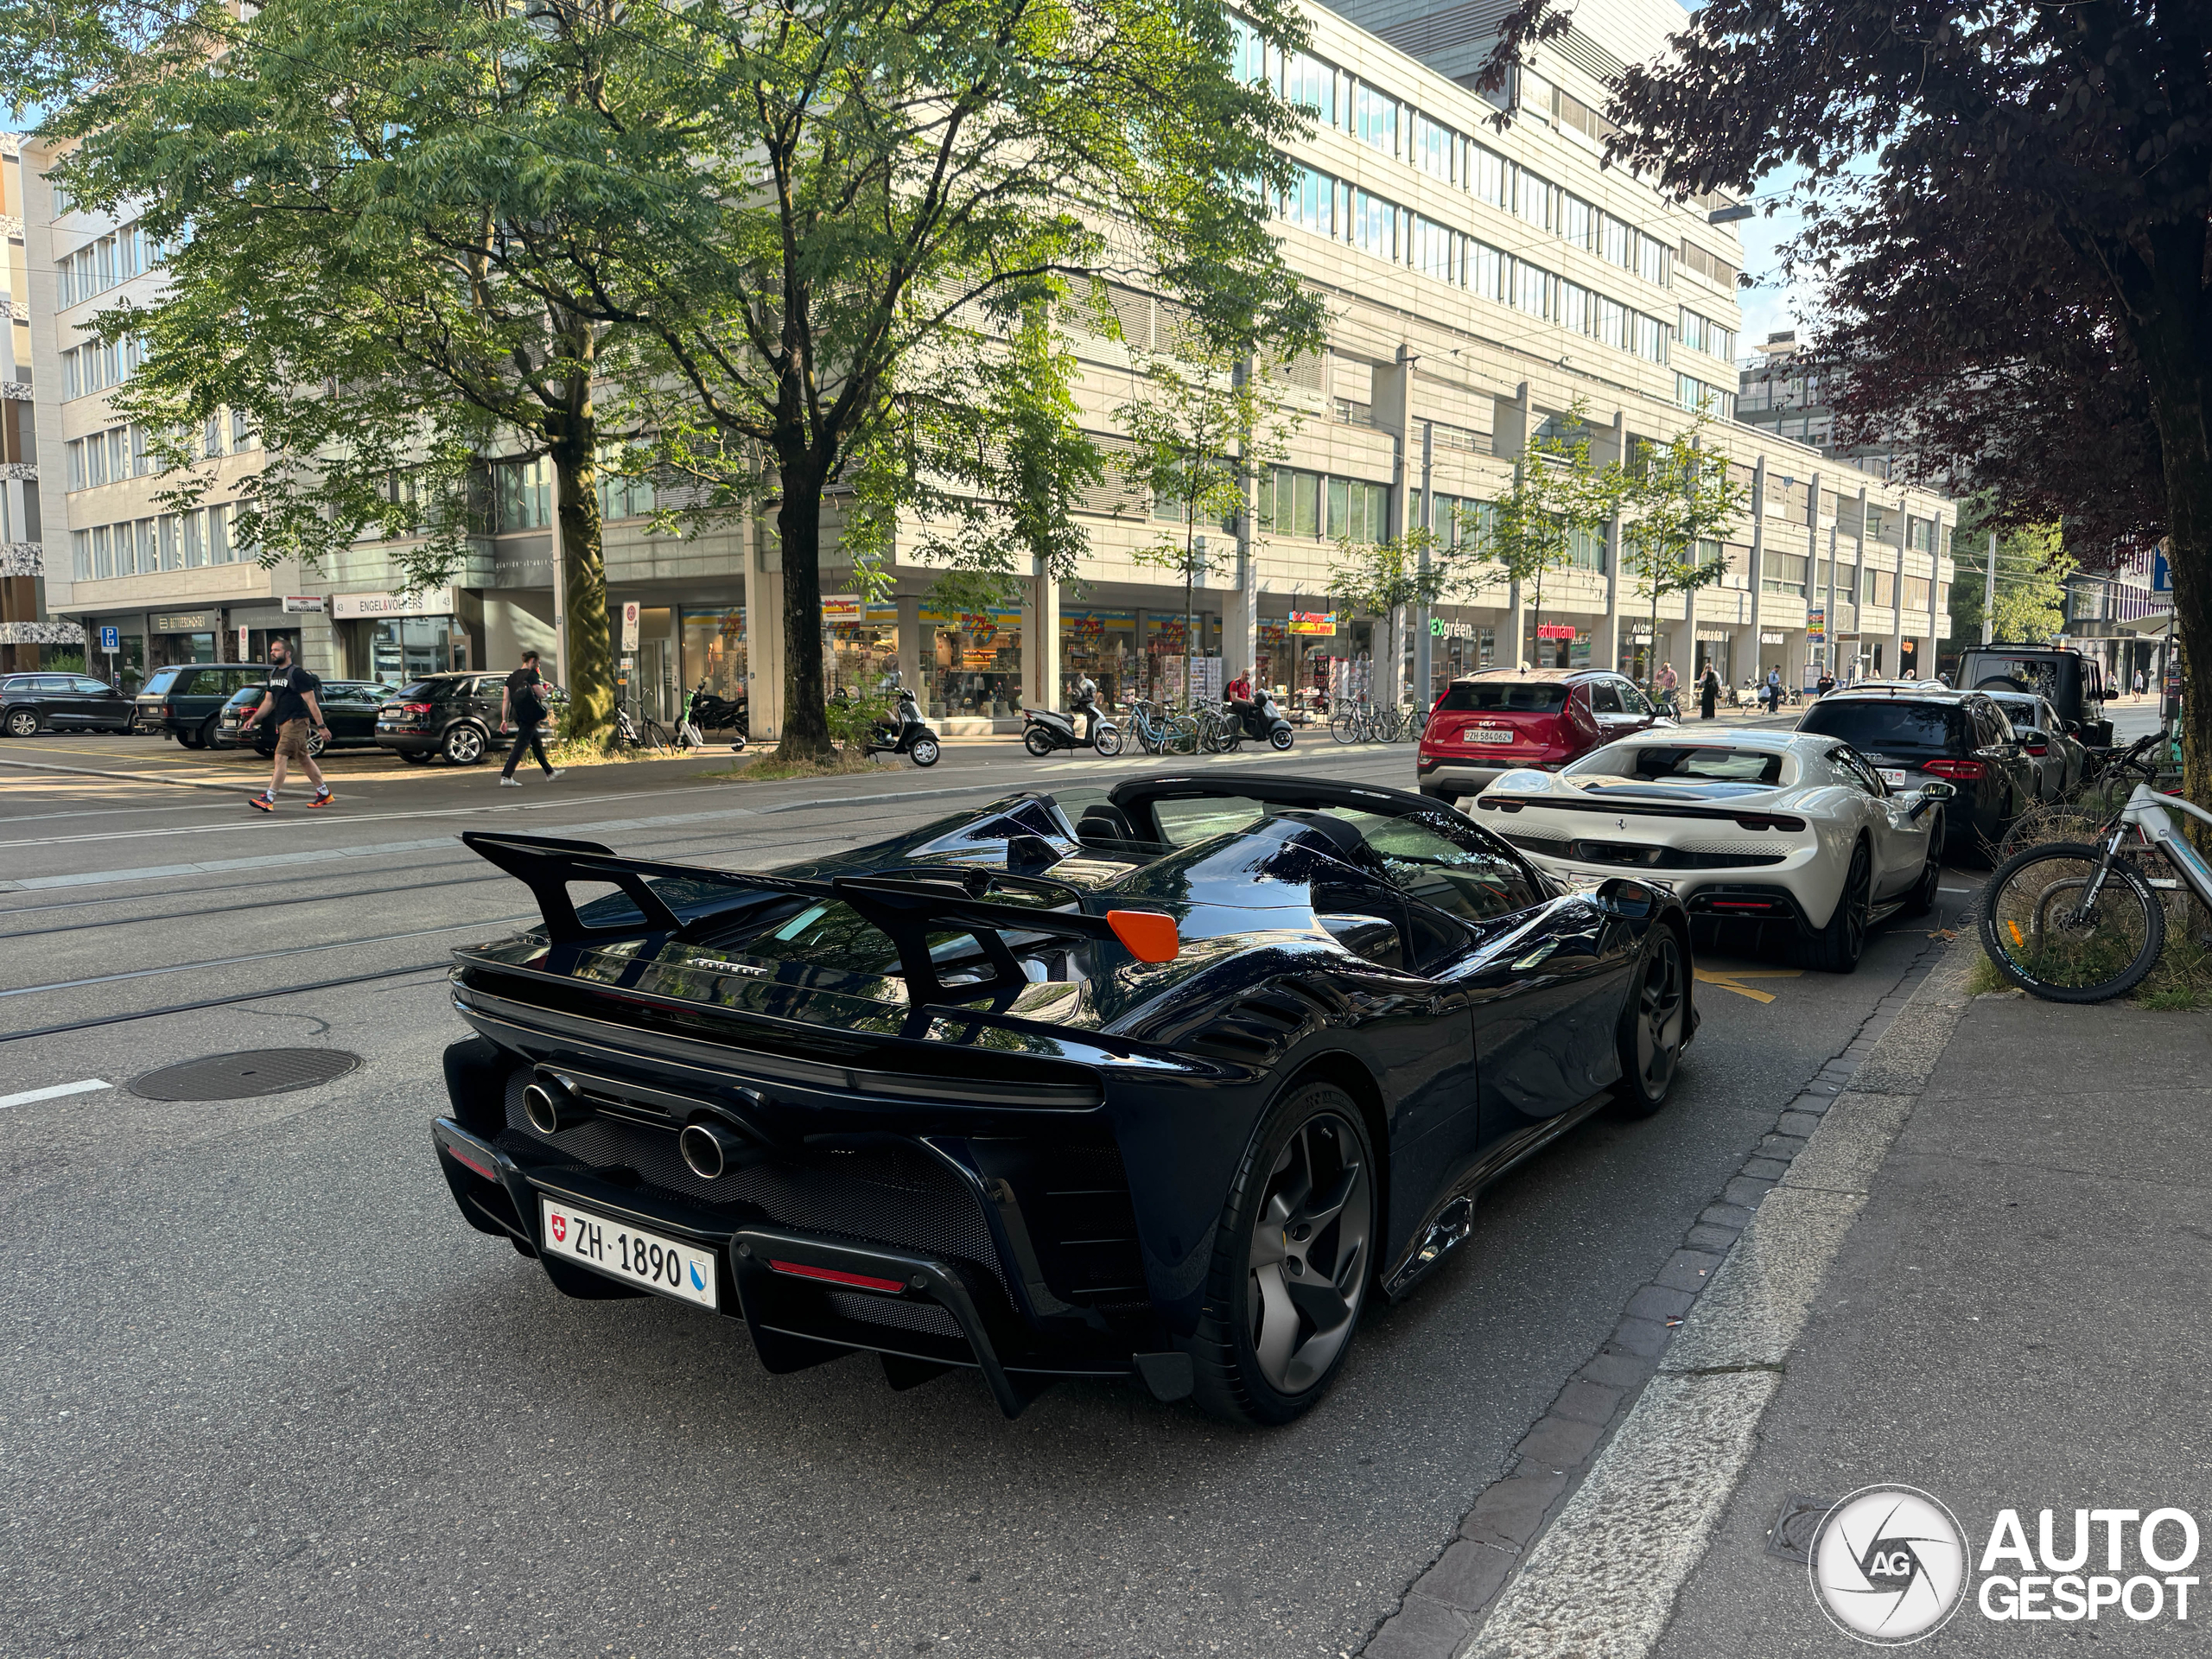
top-left (26, 0), bottom-right (1955, 724)
top-left (1, 133), bottom-right (77, 671)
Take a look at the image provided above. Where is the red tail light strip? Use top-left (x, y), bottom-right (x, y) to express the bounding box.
top-left (769, 1259), bottom-right (908, 1294)
top-left (1921, 759), bottom-right (1987, 780)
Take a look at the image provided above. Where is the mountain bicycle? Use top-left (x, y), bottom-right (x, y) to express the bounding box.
top-left (1980, 780), bottom-right (2212, 1001)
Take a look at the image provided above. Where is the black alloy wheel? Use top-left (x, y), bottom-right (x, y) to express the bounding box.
top-left (1614, 928), bottom-right (1688, 1116)
top-left (1804, 841), bottom-right (1872, 974)
top-left (1188, 1083), bottom-right (1375, 1427)
top-left (1901, 814), bottom-right (1945, 917)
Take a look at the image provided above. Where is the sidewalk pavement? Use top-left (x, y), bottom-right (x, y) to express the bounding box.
top-left (1454, 948), bottom-right (2212, 1657)
top-left (1647, 982), bottom-right (2212, 1656)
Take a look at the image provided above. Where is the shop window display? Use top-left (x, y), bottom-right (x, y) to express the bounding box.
top-left (679, 607), bottom-right (748, 718)
top-left (923, 607), bottom-right (1022, 720)
top-left (1061, 609), bottom-right (1135, 707)
top-left (824, 600), bottom-right (899, 697)
top-left (1141, 613), bottom-right (1221, 702)
top-left (369, 615), bottom-right (465, 682)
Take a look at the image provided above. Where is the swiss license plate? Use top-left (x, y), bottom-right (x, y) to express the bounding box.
top-left (539, 1198), bottom-right (718, 1309)
top-left (1466, 727), bottom-right (1515, 746)
top-left (1878, 768), bottom-right (1910, 785)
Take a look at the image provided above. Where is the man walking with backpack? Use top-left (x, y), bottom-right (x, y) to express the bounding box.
top-left (499, 649), bottom-right (563, 786)
top-left (238, 638), bottom-right (333, 813)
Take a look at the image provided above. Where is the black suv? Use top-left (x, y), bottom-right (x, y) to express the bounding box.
top-left (137, 664), bottom-right (272, 748)
top-left (374, 673), bottom-right (512, 765)
top-left (0, 672), bottom-right (137, 735)
top-left (1957, 644), bottom-right (2112, 747)
top-left (1798, 686), bottom-right (2037, 860)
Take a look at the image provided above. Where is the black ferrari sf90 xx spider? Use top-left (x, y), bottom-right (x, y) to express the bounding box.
top-left (432, 772), bottom-right (1696, 1425)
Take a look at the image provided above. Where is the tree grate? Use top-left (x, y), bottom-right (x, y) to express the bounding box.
top-left (130, 1048), bottom-right (360, 1102)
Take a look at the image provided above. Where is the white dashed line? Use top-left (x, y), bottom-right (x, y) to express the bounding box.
top-left (0, 1077), bottom-right (113, 1109)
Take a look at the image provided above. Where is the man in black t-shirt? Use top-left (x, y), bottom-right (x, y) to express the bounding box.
top-left (499, 649), bottom-right (563, 785)
top-left (238, 638), bottom-right (332, 812)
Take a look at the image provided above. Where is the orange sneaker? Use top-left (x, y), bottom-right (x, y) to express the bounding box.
top-left (308, 790), bottom-right (334, 809)
top-left (248, 794), bottom-right (276, 813)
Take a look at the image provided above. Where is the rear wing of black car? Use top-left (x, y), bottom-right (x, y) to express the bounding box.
top-left (460, 830), bottom-right (1179, 1003)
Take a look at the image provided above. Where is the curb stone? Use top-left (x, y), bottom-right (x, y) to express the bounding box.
top-left (1357, 935), bottom-right (1972, 1659)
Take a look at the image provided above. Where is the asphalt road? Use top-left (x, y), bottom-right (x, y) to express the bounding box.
top-left (0, 722), bottom-right (1994, 1657)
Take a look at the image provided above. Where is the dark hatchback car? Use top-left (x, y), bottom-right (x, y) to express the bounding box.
top-left (0, 672), bottom-right (137, 736)
top-left (214, 681), bottom-right (397, 756)
top-left (1796, 687), bottom-right (2037, 859)
top-left (374, 672), bottom-right (513, 765)
top-left (137, 664), bottom-right (271, 748)
top-left (1416, 669), bottom-right (1665, 803)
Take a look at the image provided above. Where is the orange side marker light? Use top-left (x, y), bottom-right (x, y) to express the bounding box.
top-left (1106, 910), bottom-right (1180, 963)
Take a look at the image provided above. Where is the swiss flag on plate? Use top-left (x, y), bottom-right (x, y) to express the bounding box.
top-left (550, 1212), bottom-right (568, 1243)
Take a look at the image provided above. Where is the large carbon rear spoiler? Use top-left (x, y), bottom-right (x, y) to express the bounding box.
top-left (460, 830), bottom-right (1178, 1003)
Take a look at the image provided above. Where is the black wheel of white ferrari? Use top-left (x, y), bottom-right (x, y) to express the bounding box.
top-left (1803, 840), bottom-right (1872, 973)
top-left (1189, 1083), bottom-right (1374, 1427)
top-left (1614, 928), bottom-right (1688, 1116)
top-left (1902, 814), bottom-right (1944, 917)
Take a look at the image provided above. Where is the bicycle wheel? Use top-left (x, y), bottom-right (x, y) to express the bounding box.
top-left (1329, 712), bottom-right (1359, 745)
top-left (1166, 716), bottom-right (1200, 756)
top-left (1980, 841), bottom-right (2165, 1002)
top-left (1198, 714), bottom-right (1229, 755)
top-left (641, 719), bottom-right (669, 752)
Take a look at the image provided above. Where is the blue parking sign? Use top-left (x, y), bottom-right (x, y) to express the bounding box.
top-left (2153, 549), bottom-right (2172, 594)
top-left (99, 626), bottom-right (120, 652)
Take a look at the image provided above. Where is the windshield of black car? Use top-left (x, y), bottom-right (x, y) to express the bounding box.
top-left (1965, 653), bottom-right (2074, 706)
top-left (1438, 682), bottom-right (1568, 714)
top-left (1985, 695), bottom-right (2047, 730)
top-left (1797, 700), bottom-right (1966, 752)
top-left (1567, 744), bottom-right (1788, 785)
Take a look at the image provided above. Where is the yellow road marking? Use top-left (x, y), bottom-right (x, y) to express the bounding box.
top-left (1694, 966), bottom-right (1804, 1004)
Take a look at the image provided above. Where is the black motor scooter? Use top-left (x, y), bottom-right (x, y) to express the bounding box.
top-left (860, 687), bottom-right (941, 767)
top-left (690, 678), bottom-right (751, 750)
top-left (1228, 688), bottom-right (1295, 751)
top-left (1023, 693), bottom-right (1122, 757)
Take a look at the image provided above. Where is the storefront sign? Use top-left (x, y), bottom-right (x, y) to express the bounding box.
top-left (151, 611), bottom-right (218, 633)
top-left (1696, 627), bottom-right (1732, 642)
top-left (1060, 608), bottom-right (1135, 627)
top-left (1806, 606), bottom-right (1824, 641)
top-left (918, 606), bottom-right (1021, 628)
top-left (1535, 622), bottom-right (1578, 641)
top-left (822, 594), bottom-right (899, 623)
top-left (1287, 612), bottom-right (1338, 636)
top-left (332, 587), bottom-right (457, 620)
top-left (1761, 632), bottom-right (1785, 645)
top-left (1428, 619), bottom-right (1483, 640)
top-left (282, 596), bottom-right (326, 614)
top-left (620, 601), bottom-right (641, 651)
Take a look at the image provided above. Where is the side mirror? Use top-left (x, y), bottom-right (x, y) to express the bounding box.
top-left (1909, 779), bottom-right (1956, 820)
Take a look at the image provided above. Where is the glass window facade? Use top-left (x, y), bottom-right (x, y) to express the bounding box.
top-left (923, 607), bottom-right (1022, 720)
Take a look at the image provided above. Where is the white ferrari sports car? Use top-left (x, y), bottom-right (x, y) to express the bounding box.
top-left (1462, 729), bottom-right (1956, 972)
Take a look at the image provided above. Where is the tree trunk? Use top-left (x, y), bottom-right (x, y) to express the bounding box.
top-left (776, 452), bottom-right (834, 762)
top-left (2133, 296), bottom-right (2212, 823)
top-left (546, 372), bottom-right (612, 743)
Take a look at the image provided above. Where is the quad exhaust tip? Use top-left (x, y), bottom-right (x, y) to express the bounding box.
top-left (680, 1120), bottom-right (747, 1181)
top-left (523, 1077), bottom-right (589, 1135)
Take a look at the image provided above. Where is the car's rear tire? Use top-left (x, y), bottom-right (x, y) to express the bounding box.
top-left (1186, 1082), bottom-right (1375, 1427)
top-left (3, 707), bottom-right (39, 737)
top-left (176, 721), bottom-right (205, 749)
top-left (1613, 928), bottom-right (1688, 1116)
top-left (399, 749), bottom-right (434, 766)
top-left (1802, 840), bottom-right (1872, 973)
top-left (1901, 814), bottom-right (1944, 917)
top-left (442, 724), bottom-right (487, 765)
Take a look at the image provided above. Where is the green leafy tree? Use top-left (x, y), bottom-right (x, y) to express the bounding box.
top-left (1483, 400), bottom-right (1625, 664)
top-left (1619, 423), bottom-right (1745, 695)
top-left (570, 0), bottom-right (1326, 759)
top-left (1326, 531), bottom-right (1448, 709)
top-left (1116, 347), bottom-right (1302, 709)
top-left (24, 0), bottom-right (717, 740)
top-left (1945, 498), bottom-right (2077, 647)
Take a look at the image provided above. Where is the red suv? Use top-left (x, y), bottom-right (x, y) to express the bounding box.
top-left (1416, 668), bottom-right (1667, 804)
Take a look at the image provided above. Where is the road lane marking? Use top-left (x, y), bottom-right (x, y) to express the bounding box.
top-left (1693, 967), bottom-right (1803, 1004)
top-left (0, 1077), bottom-right (113, 1109)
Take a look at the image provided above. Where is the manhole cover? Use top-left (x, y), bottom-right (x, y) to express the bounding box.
top-left (130, 1048), bottom-right (360, 1102)
top-left (1767, 1492), bottom-right (1840, 1564)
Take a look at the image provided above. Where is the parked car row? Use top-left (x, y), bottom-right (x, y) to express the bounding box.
top-left (106, 664), bottom-right (535, 766)
top-left (0, 673), bottom-right (138, 734)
